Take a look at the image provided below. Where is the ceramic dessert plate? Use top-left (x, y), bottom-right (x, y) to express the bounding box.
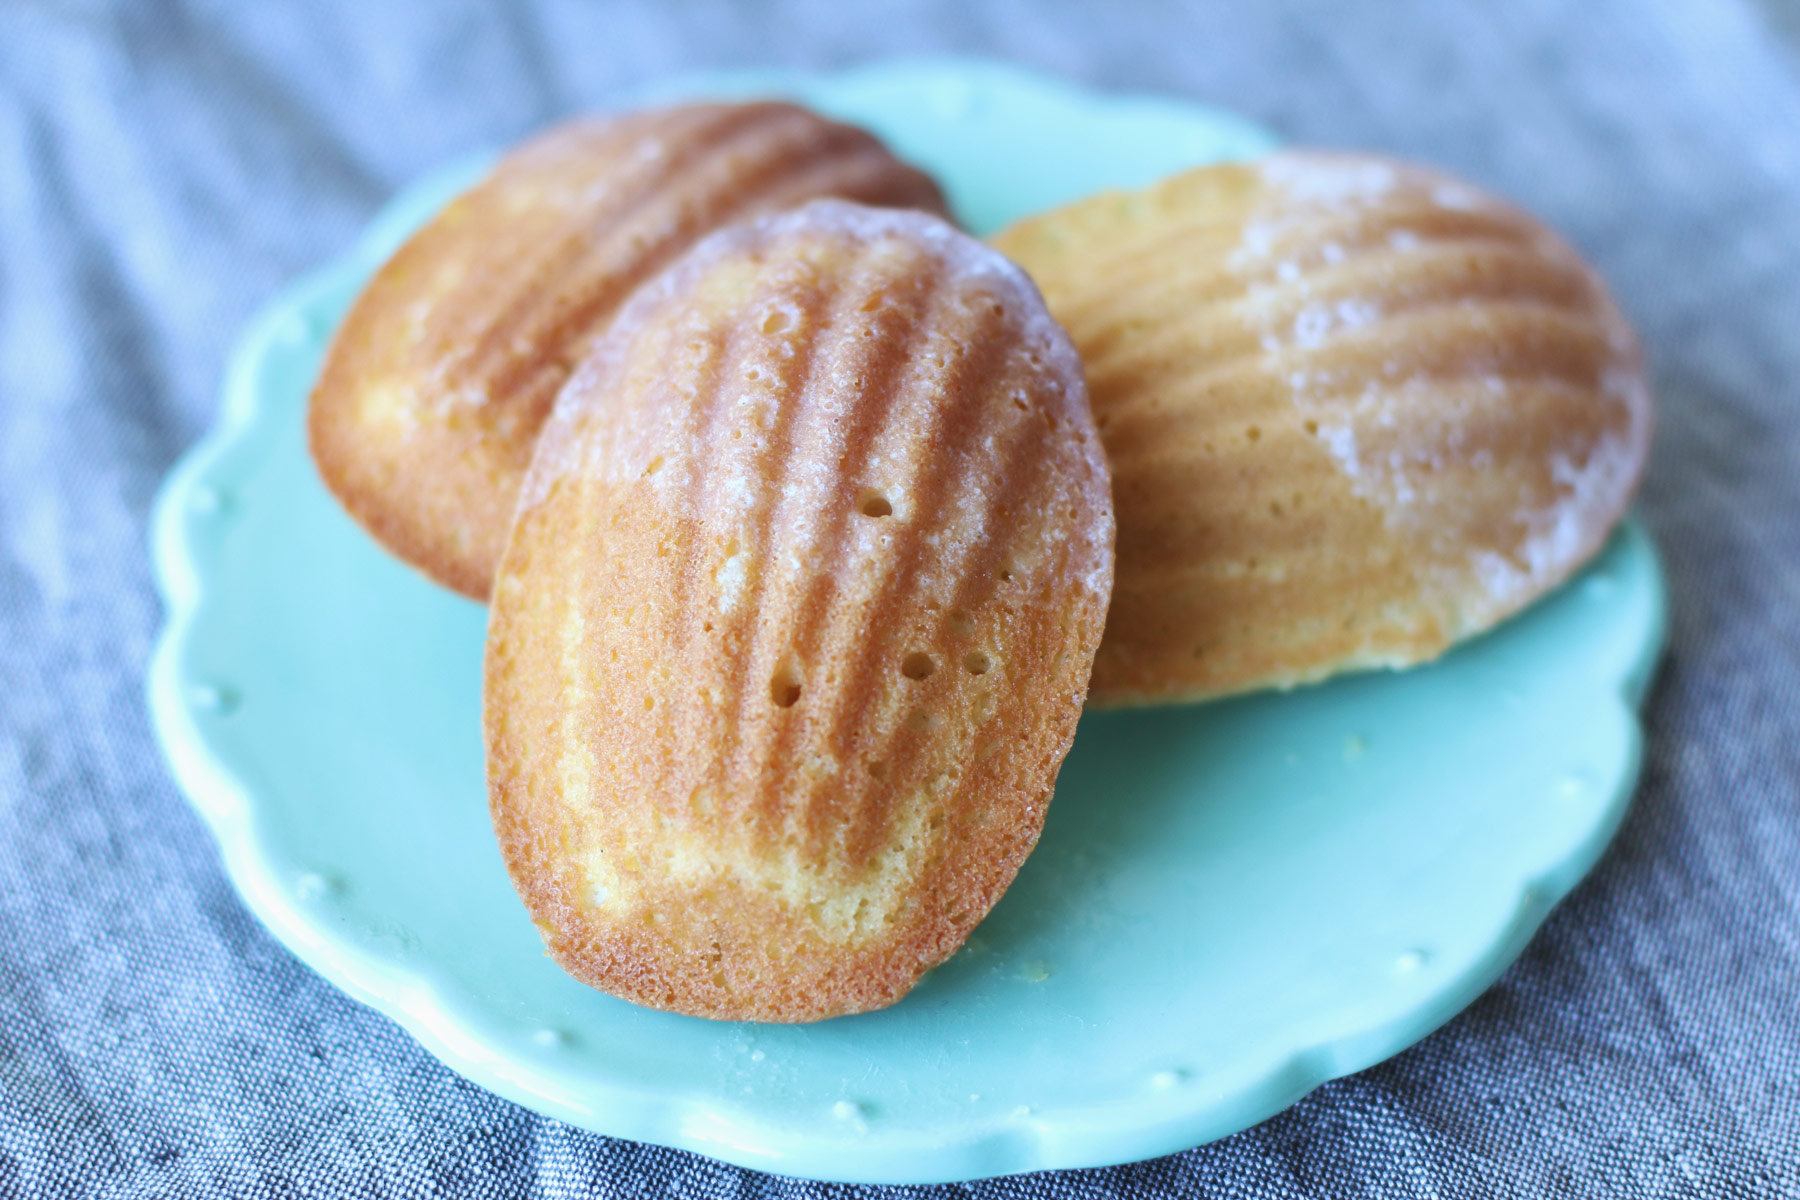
top-left (147, 60), bottom-right (1666, 1184)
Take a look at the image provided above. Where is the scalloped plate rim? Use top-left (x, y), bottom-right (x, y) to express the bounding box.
top-left (146, 59), bottom-right (1666, 1184)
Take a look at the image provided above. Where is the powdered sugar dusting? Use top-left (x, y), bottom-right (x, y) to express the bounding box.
top-left (519, 197), bottom-right (1111, 612)
top-left (1233, 151), bottom-right (1651, 631)
top-left (1301, 366), bottom-right (1646, 632)
top-left (1258, 154), bottom-right (1399, 206)
top-left (1291, 298), bottom-right (1384, 349)
top-left (1456, 425), bottom-right (1642, 621)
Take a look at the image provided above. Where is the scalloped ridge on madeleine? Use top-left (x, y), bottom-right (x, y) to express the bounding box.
top-left (310, 102), bottom-right (947, 599)
top-left (992, 150), bottom-right (1652, 706)
top-left (484, 200), bottom-right (1114, 1022)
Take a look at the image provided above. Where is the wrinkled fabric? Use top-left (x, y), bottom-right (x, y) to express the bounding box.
top-left (1, 1), bottom-right (1798, 1196)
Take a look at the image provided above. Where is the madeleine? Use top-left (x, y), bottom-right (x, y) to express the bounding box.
top-left (484, 202), bottom-right (1113, 1022)
top-left (993, 151), bottom-right (1651, 705)
top-left (311, 102), bottom-right (946, 598)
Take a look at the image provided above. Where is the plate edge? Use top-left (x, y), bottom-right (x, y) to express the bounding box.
top-left (142, 58), bottom-right (1667, 1186)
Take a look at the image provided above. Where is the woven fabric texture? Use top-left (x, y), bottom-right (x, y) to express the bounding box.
top-left (1, 1), bottom-right (1797, 1196)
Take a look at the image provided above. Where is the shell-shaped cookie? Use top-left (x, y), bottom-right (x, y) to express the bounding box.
top-left (309, 102), bottom-right (948, 599)
top-left (992, 150), bottom-right (1652, 706)
top-left (485, 201), bottom-right (1114, 1022)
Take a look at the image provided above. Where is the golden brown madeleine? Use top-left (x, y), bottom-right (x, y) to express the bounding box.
top-left (993, 150), bottom-right (1651, 706)
top-left (484, 201), bottom-right (1113, 1022)
top-left (309, 102), bottom-right (947, 599)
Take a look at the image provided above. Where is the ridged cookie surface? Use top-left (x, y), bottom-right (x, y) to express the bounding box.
top-left (993, 151), bottom-right (1651, 706)
top-left (485, 201), bottom-right (1114, 1022)
top-left (310, 102), bottom-right (947, 599)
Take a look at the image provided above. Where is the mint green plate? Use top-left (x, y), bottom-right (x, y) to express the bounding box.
top-left (147, 61), bottom-right (1666, 1185)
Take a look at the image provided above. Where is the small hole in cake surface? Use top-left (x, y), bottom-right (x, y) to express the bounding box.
top-left (999, 562), bottom-right (1018, 582)
top-left (770, 662), bottom-right (803, 708)
top-left (857, 489), bottom-right (893, 518)
top-left (869, 760), bottom-right (889, 781)
top-left (1303, 419), bottom-right (1320, 435)
top-left (964, 651), bottom-right (991, 676)
top-left (948, 609), bottom-right (976, 637)
top-left (901, 652), bottom-right (937, 680)
top-left (1246, 425), bottom-right (1262, 442)
top-left (761, 309), bottom-right (792, 335)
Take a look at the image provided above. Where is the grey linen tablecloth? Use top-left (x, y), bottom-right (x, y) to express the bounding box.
top-left (3, 1), bottom-right (1798, 1195)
